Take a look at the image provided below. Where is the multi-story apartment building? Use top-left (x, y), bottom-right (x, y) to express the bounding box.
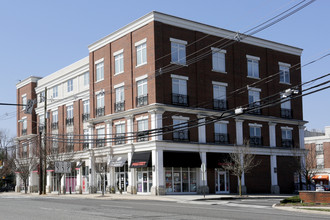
top-left (305, 126), bottom-right (330, 186)
top-left (15, 11), bottom-right (306, 195)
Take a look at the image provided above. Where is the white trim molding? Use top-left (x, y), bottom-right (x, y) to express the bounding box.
top-left (94, 58), bottom-right (104, 65)
top-left (278, 62), bottom-right (291, 67)
top-left (135, 74), bottom-right (148, 82)
top-left (172, 115), bottom-right (189, 121)
top-left (249, 123), bottom-right (263, 128)
top-left (212, 81), bottom-right (228, 87)
top-left (114, 82), bottom-right (125, 89)
top-left (216, 120), bottom-right (229, 124)
top-left (135, 38), bottom-right (147, 47)
top-left (170, 74), bottom-right (189, 81)
top-left (281, 126), bottom-right (293, 130)
top-left (113, 49), bottom-right (124, 57)
top-left (136, 115), bottom-right (149, 121)
top-left (246, 55), bottom-right (260, 61)
top-left (114, 120), bottom-right (126, 125)
top-left (248, 87), bottom-right (261, 92)
top-left (95, 89), bottom-right (105, 95)
top-left (211, 47), bottom-right (226, 53)
top-left (170, 38), bottom-right (187, 45)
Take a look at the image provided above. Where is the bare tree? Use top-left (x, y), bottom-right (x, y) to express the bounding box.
top-left (0, 129), bottom-right (13, 149)
top-left (45, 136), bottom-right (74, 194)
top-left (223, 142), bottom-right (260, 196)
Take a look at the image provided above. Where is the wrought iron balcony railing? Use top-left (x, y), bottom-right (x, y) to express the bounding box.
top-left (115, 134), bottom-right (125, 145)
top-left (66, 117), bottom-right (74, 126)
top-left (214, 133), bottom-right (229, 144)
top-left (281, 108), bottom-right (292, 119)
top-left (96, 107), bottom-right (105, 117)
top-left (281, 139), bottom-right (293, 148)
top-left (213, 99), bottom-right (227, 111)
top-left (82, 113), bottom-right (90, 122)
top-left (114, 101), bottom-right (125, 112)
top-left (173, 130), bottom-right (189, 142)
top-left (172, 93), bottom-right (188, 106)
top-left (136, 95), bottom-right (148, 107)
top-left (51, 122), bottom-right (58, 130)
top-left (250, 136), bottom-right (263, 146)
top-left (137, 131), bottom-right (149, 142)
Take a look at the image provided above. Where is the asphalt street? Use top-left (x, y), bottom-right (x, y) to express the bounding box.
top-left (0, 194), bottom-right (328, 220)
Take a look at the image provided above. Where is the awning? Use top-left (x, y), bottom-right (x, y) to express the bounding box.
top-left (206, 153), bottom-right (231, 168)
top-left (163, 151), bottom-right (201, 168)
top-left (109, 155), bottom-right (127, 167)
top-left (47, 165), bottom-right (55, 172)
top-left (32, 164), bottom-right (40, 173)
top-left (130, 151), bottom-right (151, 168)
top-left (312, 175), bottom-right (329, 180)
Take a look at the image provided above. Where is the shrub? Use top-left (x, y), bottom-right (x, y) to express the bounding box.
top-left (280, 195), bottom-right (301, 204)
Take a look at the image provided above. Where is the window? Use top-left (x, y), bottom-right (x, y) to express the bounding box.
top-left (115, 52), bottom-right (124, 74)
top-left (316, 144), bottom-right (324, 155)
top-left (96, 92), bottom-right (105, 117)
top-left (136, 79), bottom-right (148, 107)
top-left (115, 123), bottom-right (125, 145)
top-left (21, 118), bottom-right (27, 135)
top-left (115, 86), bottom-right (125, 112)
top-left (52, 135), bottom-right (58, 152)
top-left (249, 125), bottom-right (262, 146)
top-left (67, 79), bottom-right (73, 92)
top-left (247, 55), bottom-right (260, 78)
top-left (248, 88), bottom-right (261, 114)
top-left (213, 82), bottom-right (227, 110)
top-left (136, 42), bottom-right (147, 66)
top-left (67, 133), bottom-right (74, 152)
top-left (83, 129), bottom-right (89, 150)
top-left (137, 119), bottom-right (148, 142)
top-left (39, 115), bottom-right (44, 131)
top-left (173, 118), bottom-right (189, 141)
top-left (84, 72), bottom-right (89, 86)
top-left (171, 38), bottom-right (187, 65)
top-left (52, 111), bottom-right (58, 130)
top-left (66, 105), bottom-right (74, 126)
top-left (39, 91), bottom-right (45, 103)
top-left (53, 86), bottom-right (58, 98)
top-left (96, 61), bottom-right (104, 82)
top-left (96, 128), bottom-right (105, 147)
top-left (83, 100), bottom-right (90, 121)
top-left (22, 143), bottom-right (27, 158)
top-left (281, 94), bottom-right (292, 118)
top-left (214, 122), bottom-right (228, 144)
top-left (212, 48), bottom-right (226, 73)
top-left (22, 95), bottom-right (27, 110)
top-left (172, 75), bottom-right (188, 106)
top-left (279, 63), bottom-right (290, 84)
top-left (316, 155), bottom-right (324, 169)
top-left (281, 128), bottom-right (293, 147)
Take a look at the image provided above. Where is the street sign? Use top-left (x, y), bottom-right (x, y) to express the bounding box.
top-left (24, 99), bottom-right (36, 114)
top-left (55, 161), bottom-right (71, 173)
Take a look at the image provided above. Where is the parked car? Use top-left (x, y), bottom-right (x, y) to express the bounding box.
top-left (323, 185), bottom-right (330, 191)
top-left (316, 184), bottom-right (325, 191)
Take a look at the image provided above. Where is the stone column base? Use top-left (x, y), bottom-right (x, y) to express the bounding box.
top-left (89, 186), bottom-right (97, 194)
top-left (127, 185), bottom-right (136, 194)
top-left (271, 185), bottom-right (280, 194)
top-left (76, 185), bottom-right (82, 194)
top-left (151, 186), bottom-right (165, 195)
top-left (61, 186), bottom-right (66, 194)
top-left (197, 186), bottom-right (209, 195)
top-left (15, 186), bottom-right (20, 193)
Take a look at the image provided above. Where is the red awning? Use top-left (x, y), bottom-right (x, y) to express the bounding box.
top-left (312, 175), bottom-right (329, 180)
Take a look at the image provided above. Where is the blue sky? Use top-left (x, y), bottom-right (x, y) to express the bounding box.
top-left (0, 0), bottom-right (329, 137)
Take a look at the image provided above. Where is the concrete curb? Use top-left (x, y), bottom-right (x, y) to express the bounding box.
top-left (273, 204), bottom-right (330, 215)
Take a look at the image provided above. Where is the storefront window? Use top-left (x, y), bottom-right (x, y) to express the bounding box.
top-left (115, 163), bottom-right (128, 192)
top-left (137, 167), bottom-right (152, 193)
top-left (165, 167), bottom-right (197, 193)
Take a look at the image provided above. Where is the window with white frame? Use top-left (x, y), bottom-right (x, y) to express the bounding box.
top-left (316, 154), bottom-right (324, 169)
top-left (115, 86), bottom-right (125, 112)
top-left (83, 129), bottom-right (89, 150)
top-left (316, 144), bottom-right (324, 155)
top-left (66, 105), bottom-right (74, 126)
top-left (281, 94), bottom-right (292, 118)
top-left (96, 61), bottom-right (104, 82)
top-left (84, 72), bottom-right (89, 86)
top-left (249, 125), bottom-right (262, 146)
top-left (247, 55), bottom-right (260, 78)
top-left (22, 143), bottom-right (28, 158)
top-left (52, 111), bottom-right (58, 130)
top-left (52, 134), bottom-right (58, 152)
top-left (67, 79), bottom-right (73, 92)
top-left (21, 118), bottom-right (27, 135)
top-left (172, 76), bottom-right (188, 106)
top-left (136, 79), bottom-right (148, 106)
top-left (173, 118), bottom-right (189, 141)
top-left (96, 127), bottom-right (105, 147)
top-left (212, 48), bottom-right (226, 72)
top-left (248, 88), bottom-right (261, 114)
top-left (83, 100), bottom-right (90, 121)
top-left (66, 133), bottom-right (74, 152)
top-left (279, 63), bottom-right (290, 84)
top-left (22, 95), bottom-right (27, 110)
top-left (281, 128), bottom-right (293, 147)
top-left (39, 91), bottom-right (45, 103)
top-left (115, 123), bottom-right (125, 145)
top-left (115, 52), bottom-right (124, 74)
top-left (52, 86), bottom-right (58, 98)
top-left (213, 83), bottom-right (227, 110)
top-left (136, 42), bottom-right (147, 66)
top-left (171, 38), bottom-right (187, 65)
top-left (96, 92), bottom-right (105, 117)
top-left (137, 118), bottom-right (148, 142)
top-left (214, 122), bottom-right (228, 143)
top-left (39, 115), bottom-right (44, 131)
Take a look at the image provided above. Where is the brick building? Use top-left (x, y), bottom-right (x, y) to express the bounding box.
top-left (15, 11), bottom-right (306, 195)
top-left (305, 126), bottom-right (330, 186)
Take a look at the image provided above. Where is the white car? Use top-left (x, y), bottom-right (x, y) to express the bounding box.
top-left (316, 184), bottom-right (325, 191)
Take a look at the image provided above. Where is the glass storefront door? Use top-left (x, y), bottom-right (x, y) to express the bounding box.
top-left (115, 163), bottom-right (128, 192)
top-left (137, 168), bottom-right (152, 193)
top-left (215, 170), bottom-right (229, 193)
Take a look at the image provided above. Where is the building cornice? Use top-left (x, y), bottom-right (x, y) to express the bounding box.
top-left (88, 11), bottom-right (303, 56)
top-left (16, 76), bottom-right (42, 89)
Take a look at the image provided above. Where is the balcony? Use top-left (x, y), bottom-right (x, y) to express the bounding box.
top-left (82, 143), bottom-right (89, 150)
top-left (51, 147), bottom-right (58, 154)
top-left (281, 108), bottom-right (292, 119)
top-left (248, 103), bottom-right (261, 115)
top-left (214, 133), bottom-right (229, 144)
top-left (250, 136), bottom-right (263, 146)
top-left (173, 130), bottom-right (189, 142)
top-left (96, 138), bottom-right (106, 148)
top-left (137, 131), bottom-right (149, 142)
top-left (96, 107), bottom-right (105, 117)
top-left (114, 101), bottom-right (125, 112)
top-left (51, 122), bottom-right (58, 130)
top-left (281, 139), bottom-right (293, 148)
top-left (115, 134), bottom-right (125, 145)
top-left (21, 129), bottom-right (27, 136)
top-left (38, 126), bottom-right (44, 132)
top-left (66, 117), bottom-right (74, 126)
top-left (66, 144), bottom-right (74, 152)
top-left (82, 113), bottom-right (90, 122)
top-left (136, 95), bottom-right (148, 107)
top-left (172, 93), bottom-right (188, 106)
top-left (22, 151), bottom-right (28, 158)
top-left (213, 99), bottom-right (227, 111)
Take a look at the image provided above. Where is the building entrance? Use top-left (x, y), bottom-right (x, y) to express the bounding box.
top-left (215, 170), bottom-right (229, 193)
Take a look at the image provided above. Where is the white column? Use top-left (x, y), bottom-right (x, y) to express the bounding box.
top-left (88, 124), bottom-right (94, 149)
top-left (127, 151), bottom-right (136, 194)
top-left (15, 174), bottom-right (21, 192)
top-left (61, 173), bottom-right (66, 193)
top-left (269, 122), bottom-right (276, 147)
top-left (47, 172), bottom-right (52, 193)
top-left (89, 154), bottom-right (95, 193)
top-left (76, 162), bottom-right (82, 193)
top-left (105, 120), bottom-right (112, 146)
top-left (28, 140), bottom-right (33, 157)
top-left (240, 153), bottom-right (245, 186)
top-left (235, 119), bottom-right (244, 145)
top-left (15, 140), bottom-right (19, 159)
top-left (149, 109), bottom-right (164, 141)
top-left (126, 115), bottom-right (133, 144)
top-left (152, 149), bottom-right (164, 195)
top-left (299, 125), bottom-right (305, 149)
top-left (270, 155), bottom-right (280, 193)
top-left (197, 116), bottom-right (206, 143)
top-left (199, 152), bottom-right (208, 194)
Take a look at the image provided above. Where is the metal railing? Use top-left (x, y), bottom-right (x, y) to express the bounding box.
top-left (82, 143), bottom-right (89, 150)
top-left (96, 107), bottom-right (105, 117)
top-left (96, 139), bottom-right (106, 147)
top-left (172, 93), bottom-right (188, 106)
top-left (281, 139), bottom-right (293, 148)
top-left (249, 136), bottom-right (263, 146)
top-left (21, 129), bottom-right (27, 136)
top-left (248, 103), bottom-right (261, 115)
top-left (66, 117), bottom-right (74, 126)
top-left (114, 101), bottom-right (125, 112)
top-left (213, 99), bottom-right (227, 111)
top-left (281, 108), bottom-right (292, 119)
top-left (137, 131), bottom-right (149, 142)
top-left (173, 130), bottom-right (189, 141)
top-left (51, 122), bottom-right (58, 130)
top-left (136, 95), bottom-right (148, 107)
top-left (115, 134), bottom-right (125, 145)
top-left (214, 133), bottom-right (229, 144)
top-left (82, 113), bottom-right (90, 122)
top-left (66, 144), bottom-right (74, 152)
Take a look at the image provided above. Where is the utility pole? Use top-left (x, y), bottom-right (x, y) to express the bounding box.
top-left (43, 88), bottom-right (47, 194)
top-left (39, 132), bottom-right (42, 195)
